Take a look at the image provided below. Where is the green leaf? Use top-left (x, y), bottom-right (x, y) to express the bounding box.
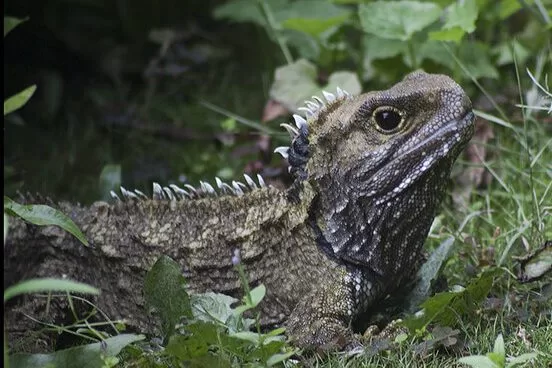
top-left (230, 331), bottom-right (261, 344)
top-left (359, 1), bottom-right (442, 41)
top-left (215, 0), bottom-right (341, 38)
top-left (165, 322), bottom-right (219, 360)
top-left (498, 0), bottom-right (522, 19)
top-left (9, 334), bottom-right (143, 368)
top-left (143, 255), bottom-right (192, 338)
top-left (265, 327), bottom-right (286, 336)
top-left (417, 41), bottom-right (457, 69)
top-left (233, 303), bottom-right (254, 316)
top-left (4, 196), bottom-right (89, 246)
top-left (4, 16), bottom-right (28, 37)
top-left (429, 27), bottom-right (465, 43)
top-left (492, 40), bottom-right (530, 66)
top-left (458, 355), bottom-right (500, 368)
top-left (458, 41), bottom-right (499, 79)
top-left (404, 268), bottom-right (504, 331)
top-left (283, 16), bottom-right (347, 37)
top-left (266, 351), bottom-right (297, 366)
top-left (282, 29), bottom-right (321, 59)
top-left (191, 292), bottom-right (238, 324)
top-left (4, 278), bottom-right (99, 302)
top-left (493, 334), bottom-right (506, 358)
top-left (249, 284), bottom-right (266, 307)
top-left (442, 0), bottom-right (478, 33)
top-left (212, 0), bottom-right (267, 27)
top-left (3, 85), bottom-right (37, 116)
top-left (363, 35), bottom-right (407, 60)
top-left (406, 236), bottom-right (456, 313)
top-left (394, 332), bottom-right (409, 344)
top-left (488, 353), bottom-right (505, 366)
top-left (281, 0), bottom-right (350, 37)
top-left (429, 0), bottom-right (478, 43)
top-left (403, 291), bottom-right (457, 331)
top-left (269, 59), bottom-right (361, 113)
top-left (221, 117), bottom-right (237, 132)
top-left (506, 353), bottom-right (538, 367)
top-left (213, 0), bottom-right (292, 28)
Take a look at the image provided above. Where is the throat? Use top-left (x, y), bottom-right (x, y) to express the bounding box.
top-left (309, 170), bottom-right (448, 284)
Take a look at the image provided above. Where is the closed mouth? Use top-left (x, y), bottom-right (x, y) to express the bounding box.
top-left (393, 110), bottom-right (475, 165)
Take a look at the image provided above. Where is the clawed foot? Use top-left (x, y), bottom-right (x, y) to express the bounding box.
top-left (362, 319), bottom-right (408, 343)
top-left (287, 316), bottom-right (360, 353)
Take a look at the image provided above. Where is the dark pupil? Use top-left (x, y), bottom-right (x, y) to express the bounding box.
top-left (375, 110), bottom-right (401, 131)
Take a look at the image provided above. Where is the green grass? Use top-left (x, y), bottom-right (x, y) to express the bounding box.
top-left (314, 317), bottom-right (551, 367)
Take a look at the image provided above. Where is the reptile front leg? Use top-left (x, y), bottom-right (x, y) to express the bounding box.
top-left (286, 268), bottom-right (379, 351)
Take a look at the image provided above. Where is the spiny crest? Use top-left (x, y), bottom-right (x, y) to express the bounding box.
top-left (274, 86), bottom-right (352, 176)
top-left (110, 87), bottom-right (350, 202)
top-left (110, 174), bottom-right (267, 202)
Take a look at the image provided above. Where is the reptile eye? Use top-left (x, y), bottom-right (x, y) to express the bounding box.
top-left (374, 108), bottom-right (402, 132)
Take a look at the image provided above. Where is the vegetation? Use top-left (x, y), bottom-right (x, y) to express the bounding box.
top-left (3, 0), bottom-right (551, 367)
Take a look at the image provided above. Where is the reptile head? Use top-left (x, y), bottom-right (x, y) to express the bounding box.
top-left (281, 71), bottom-right (474, 279)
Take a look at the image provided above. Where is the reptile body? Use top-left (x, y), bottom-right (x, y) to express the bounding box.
top-left (4, 71), bottom-right (474, 350)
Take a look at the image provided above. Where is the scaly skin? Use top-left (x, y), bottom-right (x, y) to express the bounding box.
top-left (4, 71), bottom-right (474, 352)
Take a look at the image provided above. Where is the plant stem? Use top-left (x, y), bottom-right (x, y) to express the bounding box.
top-left (258, 0), bottom-right (293, 64)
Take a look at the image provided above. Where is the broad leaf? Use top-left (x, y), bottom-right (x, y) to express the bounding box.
top-left (493, 334), bottom-right (505, 357)
top-left (429, 27), bottom-right (465, 43)
top-left (165, 322), bottom-right (219, 359)
top-left (283, 29), bottom-right (321, 59)
top-left (4, 85), bottom-right (37, 116)
top-left (4, 16), bottom-right (28, 37)
top-left (417, 41), bottom-right (457, 69)
top-left (4, 196), bottom-right (89, 246)
top-left (191, 292), bottom-right (238, 324)
top-left (10, 334), bottom-right (144, 368)
top-left (492, 40), bottom-right (530, 66)
top-left (359, 1), bottom-right (442, 41)
top-left (506, 353), bottom-right (538, 366)
top-left (442, 0), bottom-right (478, 33)
top-left (266, 351), bottom-right (297, 367)
top-left (144, 255), bottom-right (192, 338)
top-left (363, 35), bottom-right (407, 60)
top-left (269, 59), bottom-right (361, 113)
top-left (458, 41), bottom-right (499, 79)
top-left (213, 0), bottom-right (266, 26)
top-left (249, 284), bottom-right (266, 307)
top-left (404, 268), bottom-right (504, 331)
top-left (230, 331), bottom-right (261, 344)
top-left (282, 0), bottom-right (350, 37)
top-left (405, 236), bottom-right (456, 313)
top-left (213, 0), bottom-right (290, 27)
top-left (458, 355), bottom-right (500, 368)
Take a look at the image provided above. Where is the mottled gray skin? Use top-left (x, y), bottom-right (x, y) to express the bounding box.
top-left (4, 71), bottom-right (474, 352)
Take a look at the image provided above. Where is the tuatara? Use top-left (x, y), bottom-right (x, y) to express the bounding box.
top-left (4, 71), bottom-right (475, 351)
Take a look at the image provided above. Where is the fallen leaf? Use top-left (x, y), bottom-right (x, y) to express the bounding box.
top-left (261, 99), bottom-right (289, 122)
top-left (516, 240), bottom-right (552, 283)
